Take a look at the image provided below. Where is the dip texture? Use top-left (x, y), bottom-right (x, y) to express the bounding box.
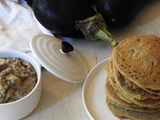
top-left (0, 58), bottom-right (37, 103)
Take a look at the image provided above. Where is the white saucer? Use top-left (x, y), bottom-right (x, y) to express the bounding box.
top-left (82, 58), bottom-right (118, 120)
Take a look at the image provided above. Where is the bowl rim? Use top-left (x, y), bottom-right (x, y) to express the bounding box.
top-left (0, 49), bottom-right (41, 105)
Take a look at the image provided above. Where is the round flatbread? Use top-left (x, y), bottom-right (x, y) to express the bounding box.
top-left (113, 35), bottom-right (160, 90)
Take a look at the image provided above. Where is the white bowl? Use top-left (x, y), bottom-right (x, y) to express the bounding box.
top-left (0, 50), bottom-right (41, 120)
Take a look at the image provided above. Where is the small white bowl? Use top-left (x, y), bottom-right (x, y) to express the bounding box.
top-left (0, 50), bottom-right (41, 120)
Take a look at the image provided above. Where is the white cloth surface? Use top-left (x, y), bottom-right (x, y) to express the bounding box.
top-left (0, 0), bottom-right (42, 51)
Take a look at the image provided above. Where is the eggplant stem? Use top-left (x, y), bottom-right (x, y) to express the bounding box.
top-left (76, 13), bottom-right (118, 46)
top-left (95, 29), bottom-right (118, 46)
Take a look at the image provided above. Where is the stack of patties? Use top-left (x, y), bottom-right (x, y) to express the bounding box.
top-left (104, 35), bottom-right (160, 120)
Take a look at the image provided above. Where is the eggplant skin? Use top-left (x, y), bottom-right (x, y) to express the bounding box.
top-left (86, 0), bottom-right (96, 5)
top-left (32, 0), bottom-right (96, 38)
top-left (96, 0), bottom-right (149, 28)
top-left (19, 0), bottom-right (33, 5)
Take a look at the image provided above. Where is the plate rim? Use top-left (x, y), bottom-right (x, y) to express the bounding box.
top-left (82, 58), bottom-right (111, 120)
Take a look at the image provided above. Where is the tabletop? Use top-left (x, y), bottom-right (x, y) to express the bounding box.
top-left (0, 0), bottom-right (160, 120)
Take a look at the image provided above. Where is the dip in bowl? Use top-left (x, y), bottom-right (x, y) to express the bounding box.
top-left (0, 50), bottom-right (41, 120)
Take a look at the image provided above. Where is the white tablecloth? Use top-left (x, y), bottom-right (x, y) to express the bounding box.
top-left (0, 0), bottom-right (42, 51)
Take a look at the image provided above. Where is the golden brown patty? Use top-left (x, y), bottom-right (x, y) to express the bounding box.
top-left (104, 35), bottom-right (160, 119)
top-left (112, 35), bottom-right (160, 90)
top-left (105, 58), bottom-right (160, 101)
top-left (107, 77), bottom-right (134, 104)
top-left (108, 75), bottom-right (160, 108)
top-left (113, 63), bottom-right (160, 100)
top-left (106, 80), bottom-right (160, 113)
top-left (107, 99), bottom-right (160, 120)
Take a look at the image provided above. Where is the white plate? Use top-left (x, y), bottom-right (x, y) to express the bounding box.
top-left (82, 58), bottom-right (118, 120)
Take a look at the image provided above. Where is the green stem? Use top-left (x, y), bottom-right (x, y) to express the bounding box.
top-left (76, 13), bottom-right (118, 46)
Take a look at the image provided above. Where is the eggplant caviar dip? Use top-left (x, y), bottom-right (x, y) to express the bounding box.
top-left (0, 58), bottom-right (37, 103)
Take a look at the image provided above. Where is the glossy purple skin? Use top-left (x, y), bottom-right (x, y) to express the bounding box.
top-left (96, 0), bottom-right (149, 28)
top-left (32, 0), bottom-right (96, 38)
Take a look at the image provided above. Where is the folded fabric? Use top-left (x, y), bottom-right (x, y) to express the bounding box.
top-left (0, 0), bottom-right (42, 51)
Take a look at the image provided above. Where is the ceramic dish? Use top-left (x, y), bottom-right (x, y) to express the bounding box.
top-left (32, 13), bottom-right (89, 83)
top-left (0, 50), bottom-right (41, 120)
top-left (82, 58), bottom-right (118, 120)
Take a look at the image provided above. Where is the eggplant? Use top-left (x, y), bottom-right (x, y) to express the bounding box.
top-left (19, 0), bottom-right (33, 5)
top-left (86, 0), bottom-right (95, 2)
top-left (32, 0), bottom-right (94, 38)
top-left (96, 0), bottom-right (149, 27)
top-left (32, 0), bottom-right (118, 46)
top-left (86, 0), bottom-right (96, 5)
